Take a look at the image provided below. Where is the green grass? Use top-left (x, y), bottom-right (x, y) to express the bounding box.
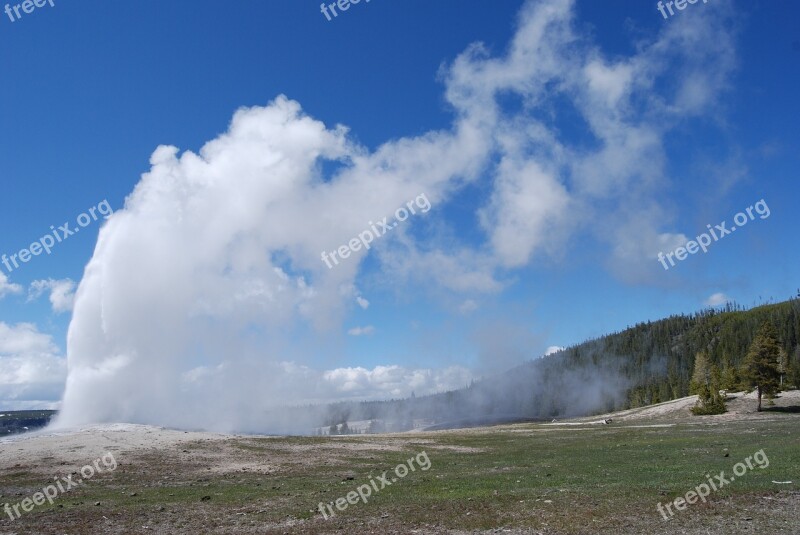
top-left (2, 415), bottom-right (798, 533)
top-left (299, 418), bottom-right (800, 531)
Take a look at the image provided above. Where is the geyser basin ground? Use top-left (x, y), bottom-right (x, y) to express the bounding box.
top-left (0, 392), bottom-right (798, 534)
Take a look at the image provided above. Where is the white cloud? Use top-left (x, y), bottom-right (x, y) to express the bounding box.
top-left (705, 292), bottom-right (730, 307)
top-left (584, 60), bottom-right (634, 109)
top-left (382, 247), bottom-right (503, 294)
top-left (321, 365), bottom-right (472, 400)
top-left (480, 160), bottom-right (571, 268)
top-left (0, 322), bottom-right (66, 409)
top-left (0, 272), bottom-right (23, 299)
top-left (545, 345), bottom-right (566, 356)
top-left (459, 299), bottom-right (478, 315)
top-left (347, 325), bottom-right (375, 336)
top-left (656, 232), bottom-right (689, 253)
top-left (426, 0), bottom-right (734, 279)
top-left (356, 296), bottom-right (369, 309)
top-left (28, 278), bottom-right (76, 313)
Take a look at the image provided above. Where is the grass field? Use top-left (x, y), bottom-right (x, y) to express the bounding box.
top-left (0, 394), bottom-right (798, 534)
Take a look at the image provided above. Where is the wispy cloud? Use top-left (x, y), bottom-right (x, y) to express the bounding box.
top-left (0, 272), bottom-right (22, 299)
top-left (347, 325), bottom-right (375, 336)
top-left (459, 299), bottom-right (478, 315)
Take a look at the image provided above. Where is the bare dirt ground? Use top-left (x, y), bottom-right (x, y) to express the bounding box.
top-left (577, 389), bottom-right (800, 424)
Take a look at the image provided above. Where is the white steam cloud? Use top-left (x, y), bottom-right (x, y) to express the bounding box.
top-left (54, 0), bottom-right (736, 432)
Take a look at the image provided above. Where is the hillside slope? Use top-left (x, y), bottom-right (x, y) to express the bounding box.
top-left (318, 297), bottom-right (800, 430)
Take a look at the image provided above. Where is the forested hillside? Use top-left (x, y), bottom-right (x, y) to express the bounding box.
top-left (319, 295), bottom-right (800, 430)
top-left (620, 298), bottom-right (800, 408)
top-left (0, 410), bottom-right (56, 436)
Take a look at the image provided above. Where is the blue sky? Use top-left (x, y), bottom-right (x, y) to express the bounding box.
top-left (0, 0), bottom-right (798, 415)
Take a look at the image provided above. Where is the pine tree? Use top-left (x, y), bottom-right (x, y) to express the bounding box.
top-left (790, 346), bottom-right (800, 389)
top-left (709, 365), bottom-right (726, 410)
top-left (777, 348), bottom-right (789, 388)
top-left (690, 351), bottom-right (710, 395)
top-left (719, 353), bottom-right (740, 391)
top-left (690, 352), bottom-right (726, 414)
top-left (740, 322), bottom-right (782, 411)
